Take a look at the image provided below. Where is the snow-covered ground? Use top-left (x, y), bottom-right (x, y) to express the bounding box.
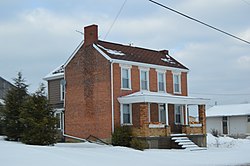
top-left (0, 134), bottom-right (250, 166)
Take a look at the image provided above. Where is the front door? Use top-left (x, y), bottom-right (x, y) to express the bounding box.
top-left (222, 116), bottom-right (228, 135)
top-left (159, 104), bottom-right (166, 124)
top-left (173, 105), bottom-right (183, 133)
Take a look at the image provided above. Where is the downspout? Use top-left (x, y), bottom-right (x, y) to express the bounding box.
top-left (111, 60), bottom-right (115, 133)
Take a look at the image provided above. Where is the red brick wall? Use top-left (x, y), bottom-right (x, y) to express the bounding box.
top-left (181, 72), bottom-right (188, 96)
top-left (166, 70), bottom-right (173, 94)
top-left (65, 45), bottom-right (112, 139)
top-left (112, 65), bottom-right (188, 130)
top-left (150, 103), bottom-right (158, 122)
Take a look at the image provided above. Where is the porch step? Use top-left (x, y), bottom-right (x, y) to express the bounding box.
top-left (171, 136), bottom-right (206, 151)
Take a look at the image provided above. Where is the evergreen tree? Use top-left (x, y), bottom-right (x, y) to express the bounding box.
top-left (0, 103), bottom-right (4, 135)
top-left (20, 84), bottom-right (58, 145)
top-left (3, 72), bottom-right (28, 140)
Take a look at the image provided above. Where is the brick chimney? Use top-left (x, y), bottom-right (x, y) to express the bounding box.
top-left (84, 24), bottom-right (98, 47)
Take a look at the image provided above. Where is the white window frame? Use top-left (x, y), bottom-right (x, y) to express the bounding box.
top-left (54, 109), bottom-right (64, 130)
top-left (60, 80), bottom-right (65, 101)
top-left (173, 72), bottom-right (181, 94)
top-left (139, 67), bottom-right (150, 91)
top-left (120, 104), bottom-right (132, 125)
top-left (156, 70), bottom-right (166, 92)
top-left (120, 66), bottom-right (132, 90)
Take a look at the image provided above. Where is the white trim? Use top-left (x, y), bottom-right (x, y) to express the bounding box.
top-left (60, 80), bottom-right (65, 101)
top-left (113, 59), bottom-right (189, 73)
top-left (43, 73), bottom-right (64, 81)
top-left (140, 69), bottom-right (149, 91)
top-left (120, 104), bottom-right (132, 125)
top-left (165, 103), bottom-right (169, 125)
top-left (157, 71), bottom-right (166, 92)
top-left (185, 104), bottom-right (188, 125)
top-left (149, 124), bottom-right (165, 128)
top-left (93, 44), bottom-right (112, 61)
top-left (158, 103), bottom-right (166, 124)
top-left (173, 73), bottom-right (182, 94)
top-left (120, 66), bottom-right (132, 90)
top-left (117, 91), bottom-right (209, 105)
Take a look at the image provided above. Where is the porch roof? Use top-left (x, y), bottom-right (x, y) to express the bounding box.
top-left (117, 91), bottom-right (209, 105)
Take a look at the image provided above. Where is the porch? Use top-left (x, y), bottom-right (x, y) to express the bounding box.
top-left (117, 91), bottom-right (208, 139)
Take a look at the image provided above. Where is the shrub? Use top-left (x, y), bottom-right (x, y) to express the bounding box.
top-left (130, 138), bottom-right (148, 151)
top-left (112, 126), bottom-right (132, 147)
top-left (211, 128), bottom-right (219, 137)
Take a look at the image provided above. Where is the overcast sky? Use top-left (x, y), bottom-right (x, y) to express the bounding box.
top-left (0, 0), bottom-right (250, 106)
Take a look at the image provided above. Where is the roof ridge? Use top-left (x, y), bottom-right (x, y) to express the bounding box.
top-left (97, 40), bottom-right (167, 55)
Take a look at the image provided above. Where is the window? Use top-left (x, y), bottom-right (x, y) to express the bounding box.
top-left (140, 70), bottom-right (149, 90)
top-left (248, 115), bottom-right (250, 122)
top-left (222, 116), bottom-right (228, 134)
top-left (158, 72), bottom-right (165, 92)
top-left (55, 112), bottom-right (62, 129)
top-left (122, 104), bottom-right (132, 124)
top-left (60, 79), bottom-right (66, 101)
top-left (175, 105), bottom-right (182, 124)
top-left (121, 68), bottom-right (131, 89)
top-left (173, 74), bottom-right (181, 93)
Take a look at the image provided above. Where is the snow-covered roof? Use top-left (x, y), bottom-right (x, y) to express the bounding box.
top-left (118, 91), bottom-right (209, 105)
top-left (43, 64), bottom-right (64, 81)
top-left (206, 103), bottom-right (250, 117)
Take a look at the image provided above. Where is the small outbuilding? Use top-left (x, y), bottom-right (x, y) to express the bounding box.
top-left (206, 103), bottom-right (250, 137)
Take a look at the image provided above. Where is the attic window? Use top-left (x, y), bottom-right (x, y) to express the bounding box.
top-left (161, 55), bottom-right (176, 64)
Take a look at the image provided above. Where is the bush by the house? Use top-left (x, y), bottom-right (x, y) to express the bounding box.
top-left (130, 138), bottom-right (148, 151)
top-left (112, 126), bottom-right (132, 147)
top-left (211, 128), bottom-right (219, 137)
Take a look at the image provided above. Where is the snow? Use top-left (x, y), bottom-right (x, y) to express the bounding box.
top-left (0, 99), bottom-right (4, 105)
top-left (206, 103), bottom-right (250, 117)
top-left (161, 55), bottom-right (176, 64)
top-left (1, 134), bottom-right (250, 166)
top-left (43, 64), bottom-right (64, 81)
top-left (97, 44), bottom-right (125, 56)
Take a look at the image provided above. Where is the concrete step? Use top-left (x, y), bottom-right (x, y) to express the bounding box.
top-left (171, 136), bottom-right (207, 151)
top-left (171, 137), bottom-right (189, 140)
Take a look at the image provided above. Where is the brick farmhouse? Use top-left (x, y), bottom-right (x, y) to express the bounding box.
top-left (44, 24), bottom-right (208, 148)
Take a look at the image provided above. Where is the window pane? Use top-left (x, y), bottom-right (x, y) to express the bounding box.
top-left (122, 69), bottom-right (129, 79)
top-left (122, 68), bottom-right (130, 89)
top-left (158, 73), bottom-right (165, 91)
top-left (55, 113), bottom-right (61, 129)
top-left (122, 78), bottom-right (129, 88)
top-left (141, 71), bottom-right (148, 90)
top-left (174, 74), bottom-right (180, 93)
top-left (123, 104), bottom-right (130, 124)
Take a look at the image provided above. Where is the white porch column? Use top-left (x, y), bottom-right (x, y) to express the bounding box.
top-left (165, 103), bottom-right (169, 125)
top-left (148, 103), bottom-right (151, 123)
top-left (185, 104), bottom-right (188, 125)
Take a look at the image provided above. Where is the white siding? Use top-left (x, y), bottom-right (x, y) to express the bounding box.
top-left (207, 116), bottom-right (248, 136)
top-left (206, 117), bottom-right (222, 134)
top-left (229, 116), bottom-right (247, 135)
